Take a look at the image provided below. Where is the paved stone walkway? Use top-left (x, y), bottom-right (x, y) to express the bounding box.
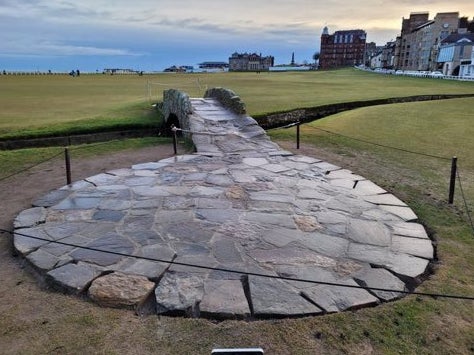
top-left (13, 98), bottom-right (433, 318)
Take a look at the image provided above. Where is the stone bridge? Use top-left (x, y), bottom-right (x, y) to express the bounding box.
top-left (13, 88), bottom-right (433, 319)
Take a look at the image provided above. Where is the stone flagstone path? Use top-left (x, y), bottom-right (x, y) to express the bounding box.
top-left (13, 97), bottom-right (433, 318)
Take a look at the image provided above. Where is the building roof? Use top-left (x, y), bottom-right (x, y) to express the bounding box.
top-left (442, 33), bottom-right (474, 44)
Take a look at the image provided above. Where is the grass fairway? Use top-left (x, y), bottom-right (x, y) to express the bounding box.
top-left (1, 68), bottom-right (474, 139)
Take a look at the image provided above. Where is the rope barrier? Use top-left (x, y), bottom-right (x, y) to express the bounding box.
top-left (282, 123), bottom-right (452, 161)
top-left (0, 150), bottom-right (63, 183)
top-left (2, 228), bottom-right (473, 301)
top-left (456, 169), bottom-right (474, 236)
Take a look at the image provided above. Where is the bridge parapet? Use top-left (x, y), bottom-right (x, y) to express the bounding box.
top-left (204, 87), bottom-right (246, 114)
top-left (162, 89), bottom-right (193, 132)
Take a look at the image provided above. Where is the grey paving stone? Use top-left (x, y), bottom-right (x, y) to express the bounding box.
top-left (14, 207), bottom-right (47, 229)
top-left (52, 197), bottom-right (102, 210)
top-left (14, 227), bottom-right (52, 255)
top-left (302, 281), bottom-right (379, 312)
top-left (353, 180), bottom-right (387, 195)
top-left (123, 259), bottom-right (170, 279)
top-left (212, 237), bottom-right (243, 263)
top-left (195, 209), bottom-right (240, 224)
top-left (347, 219), bottom-right (392, 247)
top-left (33, 190), bottom-right (72, 207)
top-left (391, 235), bottom-right (434, 259)
top-left (155, 272), bottom-right (204, 315)
top-left (47, 262), bottom-right (101, 294)
top-left (381, 205), bottom-right (418, 221)
top-left (248, 247), bottom-right (338, 269)
top-left (296, 233), bottom-right (349, 258)
top-left (93, 210), bottom-right (125, 222)
top-left (199, 279), bottom-right (250, 318)
top-left (243, 212), bottom-right (296, 229)
top-left (347, 243), bottom-right (429, 278)
top-left (242, 157), bottom-right (268, 167)
top-left (362, 193), bottom-right (408, 207)
top-left (354, 268), bottom-right (407, 301)
top-left (26, 248), bottom-right (60, 271)
top-left (389, 222), bottom-right (429, 239)
top-left (249, 276), bottom-right (322, 316)
top-left (260, 227), bottom-right (304, 248)
top-left (70, 233), bottom-right (135, 267)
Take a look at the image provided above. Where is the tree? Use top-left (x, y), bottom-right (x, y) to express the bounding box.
top-left (312, 52), bottom-right (320, 63)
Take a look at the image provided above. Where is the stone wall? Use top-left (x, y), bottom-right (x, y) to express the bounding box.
top-left (204, 87), bottom-right (246, 114)
top-left (162, 89), bottom-right (193, 132)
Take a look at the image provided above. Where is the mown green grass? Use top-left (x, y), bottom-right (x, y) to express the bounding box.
top-left (1, 69), bottom-right (473, 140)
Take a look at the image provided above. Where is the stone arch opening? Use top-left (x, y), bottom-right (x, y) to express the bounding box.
top-left (162, 113), bottom-right (182, 137)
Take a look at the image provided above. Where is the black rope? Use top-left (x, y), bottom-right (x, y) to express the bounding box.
top-left (308, 126), bottom-right (452, 161)
top-left (2, 228), bottom-right (473, 301)
top-left (0, 150), bottom-right (63, 183)
top-left (456, 169), bottom-right (474, 236)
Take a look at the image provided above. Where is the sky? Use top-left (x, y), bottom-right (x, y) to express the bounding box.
top-left (1, 0), bottom-right (474, 72)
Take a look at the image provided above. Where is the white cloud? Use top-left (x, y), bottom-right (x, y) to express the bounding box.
top-left (1, 0), bottom-right (474, 70)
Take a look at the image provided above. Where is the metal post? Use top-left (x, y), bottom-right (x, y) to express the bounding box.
top-left (65, 148), bottom-right (72, 185)
top-left (296, 122), bottom-right (300, 150)
top-left (171, 125), bottom-right (178, 155)
top-left (448, 156), bottom-right (457, 204)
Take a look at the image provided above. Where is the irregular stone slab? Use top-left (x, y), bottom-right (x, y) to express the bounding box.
top-left (92, 210), bottom-right (125, 222)
top-left (328, 179), bottom-right (356, 189)
top-left (347, 219), bottom-right (391, 247)
top-left (88, 272), bottom-right (155, 308)
top-left (325, 169), bottom-right (364, 181)
top-left (248, 247), bottom-right (337, 269)
top-left (212, 237), bottom-right (243, 263)
top-left (51, 197), bottom-right (102, 210)
top-left (391, 235), bottom-right (434, 259)
top-left (243, 212), bottom-right (296, 229)
top-left (302, 281), bottom-right (379, 313)
top-left (14, 228), bottom-right (52, 255)
top-left (312, 161), bottom-right (340, 172)
top-left (26, 248), bottom-right (61, 271)
top-left (381, 205), bottom-right (418, 221)
top-left (47, 262), bottom-right (101, 294)
top-left (389, 222), bottom-right (429, 239)
top-left (195, 208), bottom-right (240, 224)
top-left (242, 157), bottom-right (268, 167)
top-left (199, 279), bottom-right (250, 318)
top-left (123, 260), bottom-right (170, 280)
top-left (353, 180), bottom-right (386, 195)
top-left (281, 266), bottom-right (378, 312)
top-left (362, 193), bottom-right (407, 207)
top-left (347, 243), bottom-right (429, 279)
top-left (261, 227), bottom-right (304, 248)
top-left (33, 189), bottom-right (72, 207)
top-left (296, 233), bottom-right (349, 258)
top-left (14, 207), bottom-right (47, 229)
top-left (155, 272), bottom-right (204, 315)
top-left (354, 268), bottom-right (407, 301)
top-left (249, 276), bottom-right (322, 316)
top-left (70, 233), bottom-right (135, 266)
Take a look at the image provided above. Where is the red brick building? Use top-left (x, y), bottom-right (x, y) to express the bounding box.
top-left (319, 27), bottom-right (367, 69)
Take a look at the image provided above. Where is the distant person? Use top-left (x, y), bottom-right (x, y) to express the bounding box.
top-left (76, 69), bottom-right (80, 76)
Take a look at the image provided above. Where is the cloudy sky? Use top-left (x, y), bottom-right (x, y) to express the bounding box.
top-left (1, 0), bottom-right (474, 72)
